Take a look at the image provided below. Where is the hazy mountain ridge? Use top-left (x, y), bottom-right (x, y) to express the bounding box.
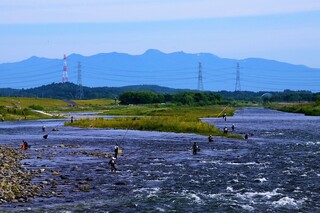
top-left (0, 49), bottom-right (319, 91)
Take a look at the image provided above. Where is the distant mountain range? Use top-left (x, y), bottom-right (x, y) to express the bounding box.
top-left (1, 49), bottom-right (319, 92)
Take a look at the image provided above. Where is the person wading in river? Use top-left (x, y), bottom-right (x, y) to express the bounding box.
top-left (231, 124), bottom-right (235, 131)
top-left (192, 142), bottom-right (199, 155)
top-left (223, 113), bottom-right (227, 121)
top-left (244, 134), bottom-right (249, 140)
top-left (114, 144), bottom-right (119, 158)
top-left (21, 140), bottom-right (30, 150)
top-left (108, 157), bottom-right (117, 172)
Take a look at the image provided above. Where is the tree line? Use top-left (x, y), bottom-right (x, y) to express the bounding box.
top-left (0, 82), bottom-right (318, 104)
top-left (119, 91), bottom-right (222, 105)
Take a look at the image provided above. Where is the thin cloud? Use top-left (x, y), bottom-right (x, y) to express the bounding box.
top-left (1, 0), bottom-right (320, 24)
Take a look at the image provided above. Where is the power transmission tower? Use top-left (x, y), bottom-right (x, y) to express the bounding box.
top-left (235, 62), bottom-right (241, 91)
top-left (197, 62), bottom-right (204, 91)
top-left (77, 62), bottom-right (84, 99)
top-left (62, 54), bottom-right (69, 83)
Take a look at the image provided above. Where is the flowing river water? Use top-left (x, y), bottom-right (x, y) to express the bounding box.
top-left (0, 107), bottom-right (319, 212)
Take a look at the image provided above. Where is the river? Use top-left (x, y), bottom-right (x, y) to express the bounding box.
top-left (0, 107), bottom-right (319, 212)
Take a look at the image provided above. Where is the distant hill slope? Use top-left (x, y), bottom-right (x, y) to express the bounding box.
top-left (0, 83), bottom-right (189, 99)
top-left (0, 49), bottom-right (319, 91)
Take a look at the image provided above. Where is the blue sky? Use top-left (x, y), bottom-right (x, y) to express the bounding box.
top-left (1, 0), bottom-right (320, 68)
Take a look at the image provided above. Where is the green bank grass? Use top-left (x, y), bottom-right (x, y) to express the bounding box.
top-left (70, 99), bottom-right (115, 111)
top-left (101, 104), bottom-right (234, 117)
top-left (67, 105), bottom-right (241, 138)
top-left (267, 102), bottom-right (320, 116)
top-left (0, 97), bottom-right (68, 109)
top-left (73, 99), bottom-right (115, 106)
top-left (0, 97), bottom-right (67, 120)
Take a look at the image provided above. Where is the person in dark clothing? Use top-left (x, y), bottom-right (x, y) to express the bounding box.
top-left (114, 144), bottom-right (119, 159)
top-left (208, 135), bottom-right (214, 142)
top-left (71, 116), bottom-right (74, 123)
top-left (223, 113), bottom-right (227, 121)
top-left (42, 125), bottom-right (46, 132)
top-left (231, 124), bottom-right (235, 131)
top-left (21, 140), bottom-right (30, 150)
top-left (244, 134), bottom-right (249, 140)
top-left (223, 126), bottom-right (228, 134)
top-left (192, 142), bottom-right (199, 155)
top-left (108, 157), bottom-right (117, 172)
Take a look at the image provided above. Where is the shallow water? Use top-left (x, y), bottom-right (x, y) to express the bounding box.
top-left (0, 107), bottom-right (319, 212)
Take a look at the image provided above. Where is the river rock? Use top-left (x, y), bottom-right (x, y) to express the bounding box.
top-left (0, 146), bottom-right (42, 203)
top-left (78, 183), bottom-right (90, 192)
top-left (51, 171), bottom-right (60, 175)
top-left (115, 181), bottom-right (127, 185)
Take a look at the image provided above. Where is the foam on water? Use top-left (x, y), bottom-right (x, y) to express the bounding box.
top-left (236, 188), bottom-right (281, 201)
top-left (226, 162), bottom-right (259, 166)
top-left (155, 207), bottom-right (166, 212)
top-left (254, 177), bottom-right (268, 183)
top-left (306, 141), bottom-right (320, 145)
top-left (181, 190), bottom-right (203, 204)
top-left (241, 204), bottom-right (255, 211)
top-left (272, 196), bottom-right (306, 208)
top-left (226, 186), bottom-right (234, 192)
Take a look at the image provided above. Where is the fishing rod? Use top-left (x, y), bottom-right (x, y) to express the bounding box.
top-left (42, 116), bottom-right (71, 139)
top-left (216, 104), bottom-right (230, 118)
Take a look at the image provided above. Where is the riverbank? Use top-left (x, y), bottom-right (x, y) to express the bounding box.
top-left (266, 101), bottom-right (320, 116)
top-left (0, 146), bottom-right (42, 204)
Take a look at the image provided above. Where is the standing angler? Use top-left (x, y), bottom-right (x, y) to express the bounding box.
top-left (223, 113), bottom-right (227, 121)
top-left (114, 144), bottom-right (119, 159)
top-left (108, 157), bottom-right (117, 172)
top-left (192, 142), bottom-right (199, 155)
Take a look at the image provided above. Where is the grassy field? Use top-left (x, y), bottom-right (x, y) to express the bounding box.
top-left (0, 97), bottom-right (68, 120)
top-left (71, 99), bottom-right (115, 111)
top-left (0, 97), bottom-right (68, 109)
top-left (0, 97), bottom-right (115, 120)
top-left (67, 104), bottom-right (242, 138)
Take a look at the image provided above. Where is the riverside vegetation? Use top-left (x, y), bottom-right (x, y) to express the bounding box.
top-left (0, 97), bottom-right (115, 121)
top-left (66, 104), bottom-right (242, 138)
top-left (0, 97), bottom-right (67, 121)
top-left (66, 91), bottom-right (240, 138)
top-left (266, 96), bottom-right (320, 116)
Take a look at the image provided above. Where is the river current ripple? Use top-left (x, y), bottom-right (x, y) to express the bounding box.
top-left (0, 107), bottom-right (319, 212)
